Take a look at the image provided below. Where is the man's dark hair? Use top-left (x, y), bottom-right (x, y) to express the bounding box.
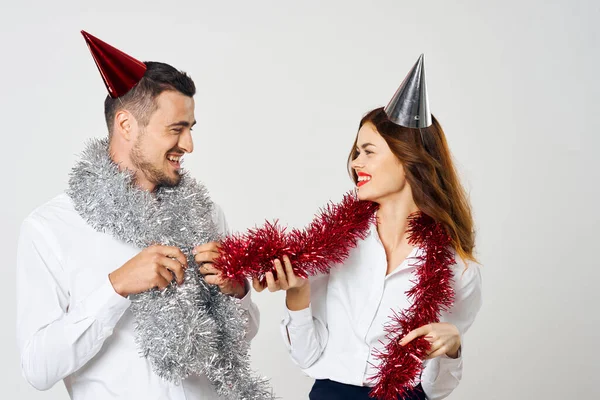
top-left (104, 61), bottom-right (196, 135)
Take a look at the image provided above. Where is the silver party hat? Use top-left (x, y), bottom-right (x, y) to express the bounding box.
top-left (384, 54), bottom-right (432, 128)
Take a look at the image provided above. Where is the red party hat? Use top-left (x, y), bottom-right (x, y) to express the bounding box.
top-left (81, 30), bottom-right (147, 98)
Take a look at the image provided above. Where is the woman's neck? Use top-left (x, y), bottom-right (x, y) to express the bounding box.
top-left (376, 192), bottom-right (420, 252)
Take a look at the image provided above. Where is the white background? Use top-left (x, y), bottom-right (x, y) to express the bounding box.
top-left (1, 0), bottom-right (598, 399)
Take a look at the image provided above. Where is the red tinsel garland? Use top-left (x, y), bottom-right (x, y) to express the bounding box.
top-left (368, 213), bottom-right (455, 399)
top-left (215, 192), bottom-right (378, 284)
top-left (214, 192), bottom-right (455, 400)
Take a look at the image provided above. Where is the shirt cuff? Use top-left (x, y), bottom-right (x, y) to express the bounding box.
top-left (237, 279), bottom-right (253, 310)
top-left (84, 276), bottom-right (131, 336)
top-left (286, 304), bottom-right (314, 327)
top-left (437, 349), bottom-right (463, 370)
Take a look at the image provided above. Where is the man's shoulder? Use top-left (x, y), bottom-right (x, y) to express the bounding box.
top-left (211, 201), bottom-right (224, 221)
top-left (23, 193), bottom-right (79, 232)
top-left (26, 193), bottom-right (74, 218)
top-left (210, 201), bottom-right (228, 235)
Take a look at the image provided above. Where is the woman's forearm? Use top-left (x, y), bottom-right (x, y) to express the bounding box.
top-left (286, 284), bottom-right (311, 311)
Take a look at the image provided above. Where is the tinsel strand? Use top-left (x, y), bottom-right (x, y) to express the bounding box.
top-left (68, 138), bottom-right (272, 400)
top-left (215, 196), bottom-right (455, 399)
top-left (369, 213), bottom-right (455, 399)
top-left (215, 192), bottom-right (378, 283)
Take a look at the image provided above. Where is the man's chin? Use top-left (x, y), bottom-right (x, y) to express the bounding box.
top-left (162, 177), bottom-right (181, 188)
top-left (155, 173), bottom-right (182, 188)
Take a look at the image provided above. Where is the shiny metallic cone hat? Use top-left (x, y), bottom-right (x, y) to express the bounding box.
top-left (81, 30), bottom-right (147, 98)
top-left (384, 54), bottom-right (432, 128)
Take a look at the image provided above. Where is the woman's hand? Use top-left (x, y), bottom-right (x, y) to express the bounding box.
top-left (400, 322), bottom-right (461, 359)
top-left (252, 255), bottom-right (310, 311)
top-left (252, 255), bottom-right (308, 293)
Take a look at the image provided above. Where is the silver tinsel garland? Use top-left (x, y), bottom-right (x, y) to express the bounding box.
top-left (67, 138), bottom-right (272, 399)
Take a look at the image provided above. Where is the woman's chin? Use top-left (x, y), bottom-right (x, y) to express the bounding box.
top-left (356, 188), bottom-right (373, 202)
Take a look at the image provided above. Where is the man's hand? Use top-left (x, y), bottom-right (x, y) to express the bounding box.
top-left (109, 245), bottom-right (188, 297)
top-left (194, 242), bottom-right (246, 298)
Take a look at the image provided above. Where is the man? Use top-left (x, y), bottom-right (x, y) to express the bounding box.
top-left (16, 31), bottom-right (269, 400)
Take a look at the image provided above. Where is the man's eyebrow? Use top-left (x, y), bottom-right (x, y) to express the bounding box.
top-left (167, 120), bottom-right (197, 128)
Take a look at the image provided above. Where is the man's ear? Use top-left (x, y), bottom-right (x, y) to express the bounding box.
top-left (115, 110), bottom-right (134, 141)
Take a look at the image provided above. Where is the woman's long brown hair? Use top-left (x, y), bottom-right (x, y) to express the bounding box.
top-left (348, 107), bottom-right (476, 262)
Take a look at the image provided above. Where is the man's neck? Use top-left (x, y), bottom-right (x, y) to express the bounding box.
top-left (108, 141), bottom-right (156, 192)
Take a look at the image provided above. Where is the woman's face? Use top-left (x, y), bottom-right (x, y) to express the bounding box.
top-left (351, 122), bottom-right (408, 203)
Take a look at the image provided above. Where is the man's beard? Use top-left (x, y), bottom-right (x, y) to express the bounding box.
top-left (130, 139), bottom-right (181, 188)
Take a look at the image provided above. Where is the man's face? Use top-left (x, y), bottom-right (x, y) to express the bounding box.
top-left (129, 90), bottom-right (196, 189)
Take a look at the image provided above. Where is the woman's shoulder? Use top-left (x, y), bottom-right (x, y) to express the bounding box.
top-left (436, 250), bottom-right (483, 334)
top-left (450, 252), bottom-right (482, 299)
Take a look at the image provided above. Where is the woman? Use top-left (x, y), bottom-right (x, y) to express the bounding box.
top-left (253, 55), bottom-right (482, 400)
